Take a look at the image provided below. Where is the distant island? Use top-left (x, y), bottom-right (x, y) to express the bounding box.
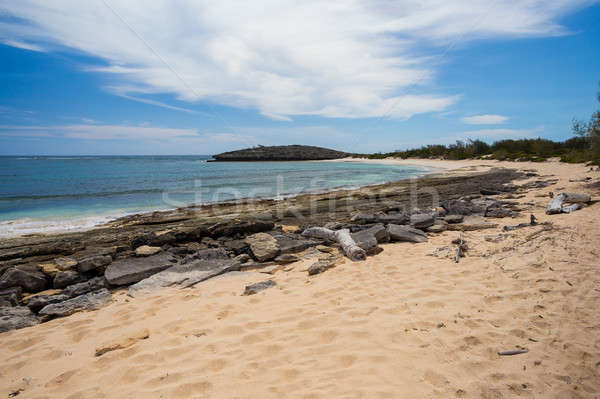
top-left (210, 145), bottom-right (347, 161)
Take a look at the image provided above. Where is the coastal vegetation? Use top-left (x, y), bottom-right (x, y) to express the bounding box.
top-left (354, 87), bottom-right (600, 165)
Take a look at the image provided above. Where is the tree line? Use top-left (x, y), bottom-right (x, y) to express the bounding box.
top-left (353, 85), bottom-right (600, 165)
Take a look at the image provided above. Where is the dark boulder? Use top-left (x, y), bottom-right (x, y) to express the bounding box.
top-left (427, 221), bottom-right (448, 233)
top-left (53, 270), bottom-right (85, 289)
top-left (167, 246), bottom-right (189, 256)
top-left (62, 276), bottom-right (107, 298)
top-left (358, 223), bottom-right (389, 243)
top-left (351, 213), bottom-right (408, 225)
top-left (223, 239), bottom-right (249, 255)
top-left (0, 267), bottom-right (48, 292)
top-left (351, 230), bottom-right (382, 256)
top-left (442, 199), bottom-right (484, 216)
top-left (273, 254), bottom-right (299, 263)
top-left (0, 287), bottom-right (22, 307)
top-left (443, 214), bottom-right (464, 224)
top-left (38, 289), bottom-right (112, 319)
top-left (484, 203), bottom-right (515, 218)
top-left (410, 214), bottom-right (435, 229)
top-left (209, 220), bottom-right (274, 238)
top-left (307, 258), bottom-right (337, 275)
top-left (242, 280), bottom-right (276, 295)
top-left (387, 224), bottom-right (428, 243)
top-left (181, 248), bottom-right (230, 264)
top-left (26, 294), bottom-right (70, 313)
top-left (0, 306), bottom-right (38, 332)
top-left (105, 253), bottom-right (177, 286)
top-left (78, 255), bottom-right (112, 273)
top-left (273, 234), bottom-right (319, 253)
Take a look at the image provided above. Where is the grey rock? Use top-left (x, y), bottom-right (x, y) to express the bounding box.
top-left (410, 214), bottom-right (435, 229)
top-left (105, 253), bottom-right (177, 286)
top-left (78, 255), bottom-right (112, 273)
top-left (39, 289), bottom-right (111, 319)
top-left (443, 214), bottom-right (464, 224)
top-left (245, 233), bottom-right (280, 262)
top-left (182, 248), bottom-right (230, 264)
top-left (427, 223), bottom-right (448, 233)
top-left (0, 287), bottom-right (22, 307)
top-left (273, 235), bottom-right (319, 253)
top-left (53, 270), bottom-right (85, 289)
top-left (167, 246), bottom-right (189, 256)
top-left (54, 257), bottom-right (78, 271)
top-left (443, 199), bottom-right (485, 216)
top-left (135, 245), bottom-right (162, 257)
top-left (351, 230), bottom-right (381, 255)
top-left (274, 254), bottom-right (299, 263)
top-left (200, 237), bottom-right (221, 247)
top-left (0, 267), bottom-right (48, 292)
top-left (62, 276), bottom-right (107, 298)
top-left (308, 259), bottom-right (336, 275)
top-left (359, 223), bottom-right (390, 243)
top-left (242, 280), bottom-right (276, 295)
top-left (0, 306), bottom-right (38, 332)
top-left (26, 294), bottom-right (70, 313)
top-left (387, 224), bottom-right (428, 243)
top-left (223, 239), bottom-right (249, 255)
top-left (484, 203), bottom-right (514, 218)
top-left (351, 212), bottom-right (408, 225)
top-left (208, 219), bottom-right (274, 238)
top-left (128, 258), bottom-right (240, 297)
top-left (234, 253), bottom-right (251, 263)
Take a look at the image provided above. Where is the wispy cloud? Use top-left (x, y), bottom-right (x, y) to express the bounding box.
top-left (2, 39), bottom-right (44, 52)
top-left (461, 114), bottom-right (509, 124)
top-left (0, 1), bottom-right (593, 121)
top-left (0, 124), bottom-right (200, 140)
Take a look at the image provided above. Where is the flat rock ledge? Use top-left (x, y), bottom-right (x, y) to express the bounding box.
top-left (105, 253), bottom-right (177, 286)
top-left (38, 289), bottom-right (111, 319)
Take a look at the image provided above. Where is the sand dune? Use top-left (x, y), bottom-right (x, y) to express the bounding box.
top-left (1, 159), bottom-right (599, 398)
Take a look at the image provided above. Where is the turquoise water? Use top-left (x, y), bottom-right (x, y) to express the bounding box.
top-left (0, 156), bottom-right (429, 236)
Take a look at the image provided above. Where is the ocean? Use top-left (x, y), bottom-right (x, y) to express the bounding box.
top-left (0, 156), bottom-right (430, 237)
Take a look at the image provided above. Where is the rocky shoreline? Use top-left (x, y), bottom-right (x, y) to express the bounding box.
top-left (1, 166), bottom-right (551, 332)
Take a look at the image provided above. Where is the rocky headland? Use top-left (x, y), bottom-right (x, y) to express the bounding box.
top-left (210, 144), bottom-right (347, 161)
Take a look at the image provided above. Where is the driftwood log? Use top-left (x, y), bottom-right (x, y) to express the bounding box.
top-left (498, 349), bottom-right (528, 356)
top-left (455, 234), bottom-right (465, 263)
top-left (302, 227), bottom-right (366, 261)
top-left (546, 192), bottom-right (591, 214)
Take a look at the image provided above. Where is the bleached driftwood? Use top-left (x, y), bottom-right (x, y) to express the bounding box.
top-left (546, 192), bottom-right (591, 214)
top-left (561, 203), bottom-right (582, 214)
top-left (302, 227), bottom-right (366, 261)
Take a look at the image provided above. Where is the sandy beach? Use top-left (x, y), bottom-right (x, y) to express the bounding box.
top-left (1, 158), bottom-right (599, 398)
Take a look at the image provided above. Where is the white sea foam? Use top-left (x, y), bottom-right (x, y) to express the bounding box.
top-left (0, 213), bottom-right (128, 238)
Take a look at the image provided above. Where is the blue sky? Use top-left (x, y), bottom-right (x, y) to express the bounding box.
top-left (1, 1), bottom-right (599, 155)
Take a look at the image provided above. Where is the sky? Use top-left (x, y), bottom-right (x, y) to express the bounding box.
top-left (0, 0), bottom-right (599, 155)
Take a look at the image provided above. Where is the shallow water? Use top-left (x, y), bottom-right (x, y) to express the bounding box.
top-left (0, 156), bottom-right (430, 236)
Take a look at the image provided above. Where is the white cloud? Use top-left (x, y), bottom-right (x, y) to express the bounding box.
top-left (2, 39), bottom-right (44, 52)
top-left (0, 1), bottom-right (594, 120)
top-left (461, 114), bottom-right (509, 124)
